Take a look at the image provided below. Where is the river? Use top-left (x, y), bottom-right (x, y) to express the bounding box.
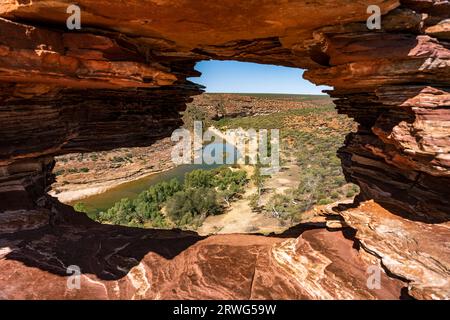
top-left (71, 142), bottom-right (238, 215)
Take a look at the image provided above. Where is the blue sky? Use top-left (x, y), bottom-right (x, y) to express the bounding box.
top-left (188, 60), bottom-right (332, 95)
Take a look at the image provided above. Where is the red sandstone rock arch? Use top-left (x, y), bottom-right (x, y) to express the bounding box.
top-left (0, 0), bottom-right (449, 299)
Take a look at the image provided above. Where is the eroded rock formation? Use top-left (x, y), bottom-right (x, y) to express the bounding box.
top-left (0, 0), bottom-right (449, 299)
top-left (0, 200), bottom-right (405, 300)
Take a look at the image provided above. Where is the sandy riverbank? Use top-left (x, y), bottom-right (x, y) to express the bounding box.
top-left (50, 128), bottom-right (234, 205)
top-left (50, 138), bottom-right (176, 204)
top-left (49, 167), bottom-right (175, 204)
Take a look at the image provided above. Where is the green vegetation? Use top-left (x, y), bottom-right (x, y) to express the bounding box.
top-left (184, 169), bottom-right (215, 189)
top-left (97, 178), bottom-right (181, 228)
top-left (209, 93), bottom-right (331, 101)
top-left (54, 169), bottom-right (65, 176)
top-left (166, 188), bottom-right (220, 228)
top-left (111, 156), bottom-right (125, 163)
top-left (211, 103), bottom-right (359, 224)
top-left (95, 167), bottom-right (248, 229)
top-left (74, 202), bottom-right (88, 213)
top-left (65, 167), bottom-right (90, 174)
top-left (75, 95), bottom-right (358, 230)
top-left (74, 202), bottom-right (97, 220)
top-left (182, 104), bottom-right (211, 129)
top-left (214, 105), bottom-right (333, 130)
top-left (213, 167), bottom-right (247, 206)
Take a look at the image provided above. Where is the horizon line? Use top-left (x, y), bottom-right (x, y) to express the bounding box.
top-left (204, 92), bottom-right (330, 96)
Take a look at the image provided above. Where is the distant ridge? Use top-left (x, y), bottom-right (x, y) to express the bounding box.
top-left (205, 93), bottom-right (331, 101)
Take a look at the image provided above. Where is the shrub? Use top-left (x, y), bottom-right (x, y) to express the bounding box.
top-left (97, 179), bottom-right (182, 227)
top-left (184, 169), bottom-right (215, 189)
top-left (213, 167), bottom-right (247, 205)
top-left (249, 194), bottom-right (261, 210)
top-left (331, 192), bottom-right (340, 199)
top-left (346, 190), bottom-right (355, 198)
top-left (95, 168), bottom-right (248, 229)
top-left (166, 188), bottom-right (220, 226)
top-left (111, 156), bottom-right (125, 163)
top-left (54, 169), bottom-right (65, 176)
top-left (74, 202), bottom-right (88, 213)
top-left (318, 198), bottom-right (333, 205)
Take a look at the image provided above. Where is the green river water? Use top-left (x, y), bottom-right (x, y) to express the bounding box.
top-left (70, 142), bottom-right (238, 215)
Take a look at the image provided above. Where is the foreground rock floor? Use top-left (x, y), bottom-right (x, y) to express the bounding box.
top-left (340, 201), bottom-right (450, 300)
top-left (0, 0), bottom-right (449, 300)
top-left (1, 199), bottom-right (447, 300)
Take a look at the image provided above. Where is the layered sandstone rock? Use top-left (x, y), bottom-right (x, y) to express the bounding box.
top-left (0, 201), bottom-right (404, 300)
top-left (0, 0), bottom-right (449, 300)
top-left (339, 201), bottom-right (450, 300)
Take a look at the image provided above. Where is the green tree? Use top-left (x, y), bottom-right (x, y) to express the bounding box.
top-left (74, 202), bottom-right (88, 213)
top-left (98, 198), bottom-right (136, 225)
top-left (213, 167), bottom-right (247, 206)
top-left (251, 165), bottom-right (264, 206)
top-left (166, 188), bottom-right (220, 226)
top-left (184, 169), bottom-right (215, 189)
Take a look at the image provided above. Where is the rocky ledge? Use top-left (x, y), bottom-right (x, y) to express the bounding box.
top-left (0, 200), bottom-right (406, 300)
top-left (339, 201), bottom-right (450, 299)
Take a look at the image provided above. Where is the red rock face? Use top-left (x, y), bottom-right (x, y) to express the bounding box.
top-left (0, 201), bottom-right (405, 300)
top-left (0, 0), bottom-right (449, 299)
top-left (339, 201), bottom-right (450, 300)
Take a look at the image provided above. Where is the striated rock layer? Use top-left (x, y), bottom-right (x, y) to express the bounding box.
top-left (0, 201), bottom-right (405, 300)
top-left (0, 0), bottom-right (449, 299)
top-left (339, 200), bottom-right (450, 300)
